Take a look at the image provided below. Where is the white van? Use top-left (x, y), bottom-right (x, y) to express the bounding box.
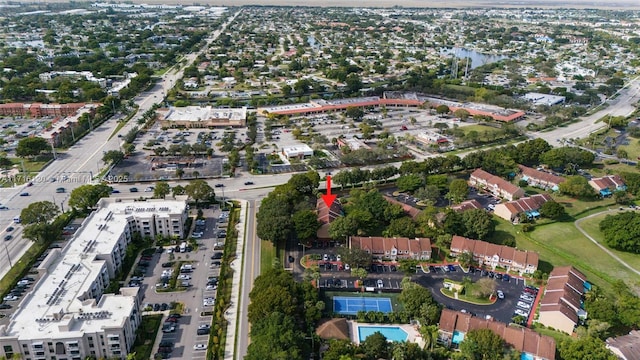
top-left (13, 216), bottom-right (21, 224)
top-left (179, 242), bottom-right (187, 253)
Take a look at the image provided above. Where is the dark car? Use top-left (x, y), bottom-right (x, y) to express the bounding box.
top-left (215, 183), bottom-right (224, 188)
top-left (447, 265), bottom-right (457, 272)
top-left (503, 274), bottom-right (510, 282)
top-left (0, 303), bottom-right (11, 309)
top-left (211, 252), bottom-right (223, 260)
top-left (161, 303), bottom-right (169, 311)
top-left (129, 187), bottom-right (138, 193)
top-left (153, 304), bottom-right (161, 311)
top-left (4, 235), bottom-right (12, 241)
top-left (428, 266), bottom-right (436, 272)
top-left (167, 314), bottom-right (181, 320)
top-left (19, 192), bottom-right (29, 196)
top-left (161, 262), bottom-right (174, 268)
top-left (197, 328), bottom-right (210, 335)
top-left (56, 187), bottom-right (65, 193)
top-left (495, 273), bottom-right (503, 279)
top-left (244, 181), bottom-right (254, 185)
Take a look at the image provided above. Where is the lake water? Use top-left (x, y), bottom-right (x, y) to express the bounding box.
top-left (440, 47), bottom-right (509, 69)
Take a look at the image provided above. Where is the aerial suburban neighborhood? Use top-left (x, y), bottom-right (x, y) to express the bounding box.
top-left (0, 1), bottom-right (640, 360)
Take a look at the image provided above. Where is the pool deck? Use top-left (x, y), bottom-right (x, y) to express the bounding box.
top-left (348, 320), bottom-right (425, 348)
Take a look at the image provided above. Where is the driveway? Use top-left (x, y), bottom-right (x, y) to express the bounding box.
top-left (139, 208), bottom-right (221, 359)
top-left (413, 267), bottom-right (526, 324)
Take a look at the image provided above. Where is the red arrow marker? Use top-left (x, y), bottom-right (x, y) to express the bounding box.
top-left (321, 175), bottom-right (337, 207)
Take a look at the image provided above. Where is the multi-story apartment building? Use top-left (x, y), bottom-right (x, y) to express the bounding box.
top-left (449, 235), bottom-right (539, 274)
top-left (469, 169), bottom-right (525, 201)
top-left (0, 198), bottom-right (188, 360)
top-left (349, 236), bottom-right (432, 261)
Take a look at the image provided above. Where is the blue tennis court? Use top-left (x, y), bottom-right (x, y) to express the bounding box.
top-left (333, 296), bottom-right (393, 315)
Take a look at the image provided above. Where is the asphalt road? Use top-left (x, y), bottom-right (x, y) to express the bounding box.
top-left (236, 199), bottom-right (261, 359)
top-left (0, 12), bottom-right (239, 280)
top-left (532, 75), bottom-right (640, 145)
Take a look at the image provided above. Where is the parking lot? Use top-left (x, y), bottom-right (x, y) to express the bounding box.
top-left (415, 265), bottom-right (535, 324)
top-left (133, 208), bottom-right (228, 359)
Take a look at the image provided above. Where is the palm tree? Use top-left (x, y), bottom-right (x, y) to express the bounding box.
top-left (420, 324), bottom-right (439, 352)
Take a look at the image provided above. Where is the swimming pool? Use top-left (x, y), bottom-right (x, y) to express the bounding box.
top-left (357, 325), bottom-right (408, 342)
top-left (452, 330), bottom-right (465, 344)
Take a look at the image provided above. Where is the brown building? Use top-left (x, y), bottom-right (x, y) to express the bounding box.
top-left (538, 266), bottom-right (588, 334)
top-left (451, 199), bottom-right (483, 212)
top-left (469, 169), bottom-right (525, 201)
top-left (349, 236), bottom-right (431, 261)
top-left (518, 165), bottom-right (565, 191)
top-left (493, 194), bottom-right (552, 223)
top-left (0, 103), bottom-right (86, 118)
top-left (606, 330), bottom-right (640, 360)
top-left (438, 309), bottom-right (556, 360)
top-left (450, 235), bottom-right (538, 274)
top-left (316, 198), bottom-right (343, 241)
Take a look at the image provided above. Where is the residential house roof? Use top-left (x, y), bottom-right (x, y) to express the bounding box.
top-left (539, 266), bottom-right (586, 325)
top-left (316, 198), bottom-right (343, 240)
top-left (451, 199), bottom-right (483, 212)
top-left (450, 235), bottom-right (539, 269)
top-left (470, 169), bottom-right (524, 198)
top-left (589, 175), bottom-right (626, 191)
top-left (315, 318), bottom-right (350, 340)
top-left (518, 165), bottom-right (566, 186)
top-left (496, 194), bottom-right (552, 217)
top-left (350, 236), bottom-right (431, 257)
top-left (606, 330), bottom-right (640, 360)
top-left (383, 195), bottom-right (421, 219)
top-left (439, 309), bottom-right (556, 360)
top-left (540, 303), bottom-right (580, 324)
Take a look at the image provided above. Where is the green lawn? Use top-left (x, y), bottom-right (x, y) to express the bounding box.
top-left (459, 124), bottom-right (504, 137)
top-left (131, 314), bottom-right (162, 360)
top-left (260, 239), bottom-right (277, 274)
top-left (490, 215), bottom-right (639, 294)
top-left (551, 194), bottom-right (616, 218)
top-left (578, 213), bottom-right (640, 277)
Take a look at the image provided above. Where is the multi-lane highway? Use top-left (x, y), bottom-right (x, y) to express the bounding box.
top-left (0, 11), bottom-right (239, 280)
top-left (532, 75), bottom-right (640, 145)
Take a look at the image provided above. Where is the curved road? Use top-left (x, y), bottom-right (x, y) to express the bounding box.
top-left (574, 208), bottom-right (640, 276)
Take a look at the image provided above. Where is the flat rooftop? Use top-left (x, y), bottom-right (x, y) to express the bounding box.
top-left (0, 198), bottom-right (186, 340)
top-left (160, 106), bottom-right (247, 122)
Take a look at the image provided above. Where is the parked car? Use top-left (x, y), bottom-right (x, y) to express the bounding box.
top-left (497, 290), bottom-right (505, 299)
top-left (194, 344), bottom-right (207, 351)
top-left (377, 279), bottom-right (384, 288)
top-left (517, 301), bottom-right (531, 310)
top-left (514, 309), bottom-right (529, 317)
top-left (4, 235), bottom-right (12, 241)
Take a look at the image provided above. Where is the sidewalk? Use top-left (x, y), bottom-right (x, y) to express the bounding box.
top-left (223, 200), bottom-right (246, 360)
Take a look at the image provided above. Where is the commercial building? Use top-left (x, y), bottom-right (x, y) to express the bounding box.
top-left (449, 235), bottom-right (539, 274)
top-left (538, 266), bottom-right (588, 334)
top-left (493, 193), bottom-right (553, 223)
top-left (0, 198), bottom-right (188, 360)
top-left (38, 104), bottom-right (100, 146)
top-left (0, 103), bottom-right (87, 118)
top-left (523, 92), bottom-right (566, 106)
top-left (156, 106), bottom-right (248, 128)
top-left (469, 169), bottom-right (525, 201)
top-left (438, 309), bottom-right (556, 360)
top-left (281, 144), bottom-right (313, 160)
top-left (349, 236), bottom-right (432, 261)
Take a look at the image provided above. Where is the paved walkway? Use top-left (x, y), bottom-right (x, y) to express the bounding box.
top-left (574, 208), bottom-right (640, 276)
top-left (223, 200), bottom-right (246, 360)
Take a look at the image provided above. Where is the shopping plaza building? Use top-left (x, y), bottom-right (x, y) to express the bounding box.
top-left (0, 197), bottom-right (188, 360)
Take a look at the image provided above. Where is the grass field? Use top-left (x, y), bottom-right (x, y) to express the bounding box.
top-left (551, 194), bottom-right (616, 217)
top-left (131, 314), bottom-right (162, 360)
top-left (260, 239), bottom-right (279, 274)
top-left (491, 212), bottom-right (640, 294)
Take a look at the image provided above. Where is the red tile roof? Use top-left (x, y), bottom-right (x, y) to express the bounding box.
top-left (518, 165), bottom-right (566, 186)
top-left (350, 236), bottom-right (431, 257)
top-left (589, 175), bottom-right (626, 191)
top-left (539, 266), bottom-right (586, 326)
top-left (451, 199), bottom-right (483, 212)
top-left (470, 169), bottom-right (524, 198)
top-left (439, 309), bottom-right (556, 360)
top-left (383, 195), bottom-right (421, 219)
top-left (450, 235), bottom-right (539, 270)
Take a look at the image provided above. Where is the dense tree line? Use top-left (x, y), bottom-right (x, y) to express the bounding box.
top-left (256, 172), bottom-right (321, 248)
top-left (245, 269), bottom-right (321, 360)
top-left (599, 211), bottom-right (640, 253)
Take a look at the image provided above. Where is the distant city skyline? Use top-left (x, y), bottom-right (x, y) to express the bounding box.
top-left (5, 0), bottom-right (640, 9)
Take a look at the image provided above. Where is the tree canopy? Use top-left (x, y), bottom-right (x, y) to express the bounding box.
top-left (20, 201), bottom-right (59, 224)
top-left (68, 184), bottom-right (112, 211)
top-left (599, 212), bottom-right (640, 253)
top-left (16, 137), bottom-right (50, 158)
top-left (184, 179), bottom-right (215, 204)
top-left (459, 328), bottom-right (505, 360)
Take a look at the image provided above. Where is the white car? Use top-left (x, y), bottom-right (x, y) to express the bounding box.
top-left (203, 297), bottom-right (215, 306)
top-left (193, 344), bottom-right (207, 351)
top-left (144, 187), bottom-right (154, 192)
top-left (517, 301), bottom-right (531, 310)
top-left (206, 284), bottom-right (217, 291)
top-left (497, 290), bottom-right (504, 299)
top-left (344, 264), bottom-right (350, 271)
top-left (377, 279), bottom-right (384, 288)
top-left (3, 295), bottom-right (18, 301)
top-left (514, 309), bottom-right (529, 317)
top-left (177, 275), bottom-right (191, 280)
top-left (336, 255), bottom-right (341, 262)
